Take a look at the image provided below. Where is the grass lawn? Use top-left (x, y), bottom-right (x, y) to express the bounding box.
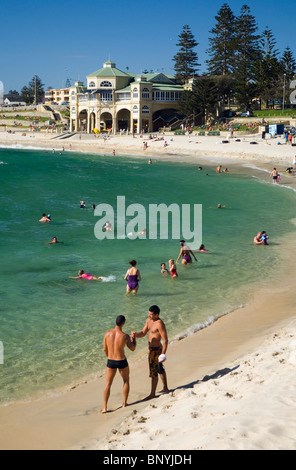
top-left (252, 109), bottom-right (296, 118)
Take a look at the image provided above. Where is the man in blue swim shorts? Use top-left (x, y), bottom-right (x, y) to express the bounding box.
top-left (102, 315), bottom-right (136, 413)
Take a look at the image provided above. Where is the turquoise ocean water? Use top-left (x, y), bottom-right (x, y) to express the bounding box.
top-left (0, 147), bottom-right (296, 405)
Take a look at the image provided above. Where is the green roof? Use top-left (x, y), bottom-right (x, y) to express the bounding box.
top-left (88, 61), bottom-right (133, 78)
top-left (151, 83), bottom-right (184, 91)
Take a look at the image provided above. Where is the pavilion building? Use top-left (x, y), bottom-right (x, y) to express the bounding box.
top-left (69, 60), bottom-right (185, 134)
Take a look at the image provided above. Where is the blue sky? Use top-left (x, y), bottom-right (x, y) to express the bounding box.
top-left (1, 0), bottom-right (295, 93)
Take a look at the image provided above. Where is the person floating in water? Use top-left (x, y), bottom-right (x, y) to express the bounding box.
top-left (169, 259), bottom-right (178, 277)
top-left (124, 260), bottom-right (141, 295)
top-left (39, 213), bottom-right (51, 223)
top-left (176, 240), bottom-right (197, 265)
top-left (195, 244), bottom-right (211, 253)
top-left (45, 236), bottom-right (62, 244)
top-left (69, 269), bottom-right (104, 280)
top-left (103, 221), bottom-right (112, 232)
top-left (80, 200), bottom-right (86, 208)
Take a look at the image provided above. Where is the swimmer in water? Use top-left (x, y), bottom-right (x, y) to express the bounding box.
top-left (124, 260), bottom-right (141, 295)
top-left (254, 232), bottom-right (264, 245)
top-left (69, 269), bottom-right (104, 280)
top-left (169, 259), bottom-right (178, 277)
top-left (45, 236), bottom-right (62, 244)
top-left (261, 231), bottom-right (269, 245)
top-left (103, 221), bottom-right (112, 232)
top-left (160, 263), bottom-right (168, 274)
top-left (176, 240), bottom-right (197, 265)
top-left (195, 244), bottom-right (211, 253)
top-left (39, 213), bottom-right (51, 223)
top-left (80, 201), bottom-right (86, 208)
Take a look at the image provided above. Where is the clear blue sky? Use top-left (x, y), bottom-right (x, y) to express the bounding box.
top-left (1, 0), bottom-right (295, 93)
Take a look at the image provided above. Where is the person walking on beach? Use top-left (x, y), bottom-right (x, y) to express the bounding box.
top-left (124, 260), bottom-right (141, 295)
top-left (102, 315), bottom-right (136, 413)
top-left (132, 305), bottom-right (168, 400)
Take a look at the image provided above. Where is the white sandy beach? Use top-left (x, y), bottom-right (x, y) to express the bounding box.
top-left (0, 128), bottom-right (296, 451)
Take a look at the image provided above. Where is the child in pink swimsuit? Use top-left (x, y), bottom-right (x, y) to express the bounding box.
top-left (69, 269), bottom-right (103, 280)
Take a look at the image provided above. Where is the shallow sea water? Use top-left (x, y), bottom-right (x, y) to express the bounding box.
top-left (0, 147), bottom-right (295, 404)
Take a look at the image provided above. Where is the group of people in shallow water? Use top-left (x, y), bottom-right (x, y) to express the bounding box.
top-left (66, 241), bottom-right (211, 295)
top-left (254, 231), bottom-right (269, 245)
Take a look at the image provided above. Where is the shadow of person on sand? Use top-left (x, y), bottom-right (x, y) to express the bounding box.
top-left (127, 365), bottom-right (240, 407)
top-left (167, 365), bottom-right (240, 394)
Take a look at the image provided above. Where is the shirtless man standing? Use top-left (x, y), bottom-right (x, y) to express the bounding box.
top-left (270, 168), bottom-right (279, 183)
top-left (132, 305), bottom-right (168, 400)
top-left (102, 315), bottom-right (136, 413)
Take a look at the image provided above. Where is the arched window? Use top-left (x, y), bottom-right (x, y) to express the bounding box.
top-left (142, 105), bottom-right (149, 114)
top-left (133, 105), bottom-right (138, 114)
top-left (89, 81), bottom-right (96, 88)
top-left (100, 81), bottom-right (112, 87)
top-left (142, 87), bottom-right (150, 99)
top-left (133, 87), bottom-right (138, 98)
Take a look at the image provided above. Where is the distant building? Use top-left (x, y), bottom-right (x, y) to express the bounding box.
top-left (45, 88), bottom-right (70, 105)
top-left (4, 94), bottom-right (26, 106)
top-left (0, 81), bottom-right (3, 106)
top-left (69, 60), bottom-right (185, 134)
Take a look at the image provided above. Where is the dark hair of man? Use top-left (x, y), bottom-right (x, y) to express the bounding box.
top-left (116, 315), bottom-right (126, 326)
top-left (149, 305), bottom-right (160, 315)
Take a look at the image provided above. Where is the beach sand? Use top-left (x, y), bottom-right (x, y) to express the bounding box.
top-left (0, 129), bottom-right (296, 450)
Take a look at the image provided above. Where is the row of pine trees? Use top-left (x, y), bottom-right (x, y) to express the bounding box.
top-left (173, 3), bottom-right (296, 117)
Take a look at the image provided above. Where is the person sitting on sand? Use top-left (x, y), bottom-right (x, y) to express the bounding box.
top-left (69, 269), bottom-right (104, 280)
top-left (160, 263), bottom-right (168, 274)
top-left (39, 213), bottom-right (51, 223)
top-left (169, 259), bottom-right (178, 277)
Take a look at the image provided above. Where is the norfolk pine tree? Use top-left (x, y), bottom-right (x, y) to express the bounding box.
top-left (207, 3), bottom-right (236, 76)
top-left (173, 25), bottom-right (200, 84)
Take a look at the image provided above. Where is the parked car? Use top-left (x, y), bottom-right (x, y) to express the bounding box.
top-left (239, 110), bottom-right (253, 117)
top-left (59, 101), bottom-right (70, 105)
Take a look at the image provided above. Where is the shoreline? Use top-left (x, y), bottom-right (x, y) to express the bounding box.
top-left (0, 131), bottom-right (296, 450)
